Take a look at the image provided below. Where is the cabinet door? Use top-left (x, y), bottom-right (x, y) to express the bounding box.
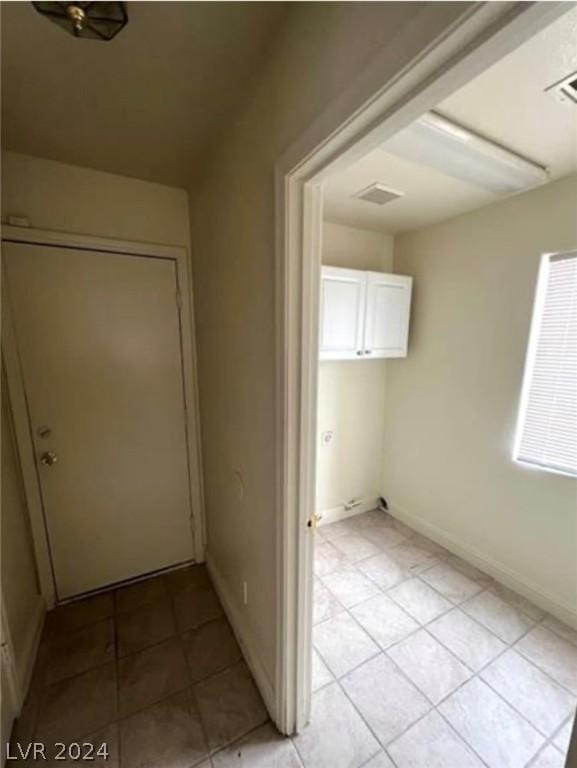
top-left (364, 272), bottom-right (412, 358)
top-left (319, 267), bottom-right (366, 360)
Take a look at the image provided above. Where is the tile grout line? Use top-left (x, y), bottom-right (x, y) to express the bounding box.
top-left (512, 618), bottom-right (577, 698)
top-left (316, 543), bottom-right (439, 761)
top-left (314, 584), bottom-right (570, 767)
top-left (38, 612), bottom-right (219, 701)
top-left (115, 638), bottom-right (246, 726)
top-left (318, 517), bottom-right (575, 698)
top-left (23, 567), bottom-right (276, 768)
top-left (319, 603), bottom-right (475, 762)
top-left (318, 578), bottom-right (495, 766)
top-left (380, 580), bottom-right (570, 752)
top-left (114, 645), bottom-right (263, 762)
top-left (334, 675), bottom-right (398, 766)
top-left (313, 511), bottom-right (576, 767)
top-left (433, 706), bottom-right (493, 768)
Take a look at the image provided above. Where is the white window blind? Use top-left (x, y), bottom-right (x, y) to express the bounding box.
top-left (514, 251), bottom-right (577, 477)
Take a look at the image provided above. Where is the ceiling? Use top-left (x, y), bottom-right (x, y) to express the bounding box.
top-left (1, 2), bottom-right (287, 187)
top-left (324, 6), bottom-right (577, 234)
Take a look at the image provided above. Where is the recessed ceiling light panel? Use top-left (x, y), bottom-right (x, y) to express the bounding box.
top-left (353, 183), bottom-right (404, 206)
top-left (384, 111), bottom-right (549, 196)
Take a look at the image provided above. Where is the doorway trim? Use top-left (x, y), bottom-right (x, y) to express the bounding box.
top-left (2, 225), bottom-right (206, 607)
top-left (274, 1), bottom-right (570, 733)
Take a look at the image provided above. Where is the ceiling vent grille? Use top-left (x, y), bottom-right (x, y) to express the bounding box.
top-left (546, 71), bottom-right (577, 106)
top-left (353, 183), bottom-right (404, 206)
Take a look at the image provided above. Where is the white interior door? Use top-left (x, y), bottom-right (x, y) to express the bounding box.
top-left (319, 266), bottom-right (366, 360)
top-left (4, 242), bottom-right (195, 599)
top-left (364, 272), bottom-right (413, 358)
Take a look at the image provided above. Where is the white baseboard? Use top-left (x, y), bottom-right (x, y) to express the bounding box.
top-left (17, 596), bottom-right (45, 706)
top-left (318, 496), bottom-right (380, 527)
top-left (389, 501), bottom-right (577, 630)
top-left (206, 553), bottom-right (276, 720)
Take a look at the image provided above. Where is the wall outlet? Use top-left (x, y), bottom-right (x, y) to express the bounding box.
top-left (321, 430), bottom-right (334, 447)
top-left (242, 581), bottom-right (248, 606)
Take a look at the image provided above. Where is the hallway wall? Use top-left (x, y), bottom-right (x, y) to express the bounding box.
top-left (2, 151), bottom-right (191, 246)
top-left (188, 1), bottom-right (474, 707)
top-left (1, 374), bottom-right (43, 693)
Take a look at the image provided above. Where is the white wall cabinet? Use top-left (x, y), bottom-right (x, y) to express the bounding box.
top-left (319, 267), bottom-right (366, 360)
top-left (319, 266), bottom-right (412, 360)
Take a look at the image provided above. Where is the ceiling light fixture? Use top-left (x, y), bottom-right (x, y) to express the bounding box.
top-left (32, 2), bottom-right (128, 41)
top-left (384, 111), bottom-right (549, 196)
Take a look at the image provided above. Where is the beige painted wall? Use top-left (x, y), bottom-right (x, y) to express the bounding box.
top-left (1, 374), bottom-right (42, 683)
top-left (189, 2), bottom-right (471, 688)
top-left (317, 223), bottom-right (393, 512)
top-left (1, 151), bottom-right (195, 675)
top-left (2, 151), bottom-right (191, 245)
top-left (388, 174), bottom-right (577, 618)
top-left (322, 222), bottom-right (394, 272)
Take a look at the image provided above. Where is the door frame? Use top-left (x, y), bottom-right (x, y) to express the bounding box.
top-left (274, 1), bottom-right (570, 733)
top-left (2, 225), bottom-right (205, 607)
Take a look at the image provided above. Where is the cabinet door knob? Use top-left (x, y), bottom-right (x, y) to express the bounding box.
top-left (365, 350), bottom-right (372, 355)
top-left (356, 350), bottom-right (364, 356)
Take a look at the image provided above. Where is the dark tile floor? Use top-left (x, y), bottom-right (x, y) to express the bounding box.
top-left (10, 564), bottom-right (293, 768)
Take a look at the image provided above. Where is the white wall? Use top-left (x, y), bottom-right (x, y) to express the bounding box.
top-left (189, 1), bottom-right (471, 701)
top-left (1, 373), bottom-right (43, 692)
top-left (317, 223), bottom-right (393, 514)
top-left (2, 152), bottom-right (191, 245)
top-left (387, 174), bottom-right (577, 622)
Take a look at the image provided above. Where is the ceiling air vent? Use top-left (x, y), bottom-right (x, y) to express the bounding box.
top-left (353, 182), bottom-right (404, 206)
top-left (546, 71), bottom-right (577, 106)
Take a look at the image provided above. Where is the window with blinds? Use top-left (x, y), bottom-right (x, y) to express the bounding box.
top-left (513, 251), bottom-right (577, 477)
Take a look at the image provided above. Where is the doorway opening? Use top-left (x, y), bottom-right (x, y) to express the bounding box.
top-left (280, 3), bottom-right (577, 765)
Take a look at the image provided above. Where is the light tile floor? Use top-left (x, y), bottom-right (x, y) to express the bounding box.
top-left (10, 509), bottom-right (577, 768)
top-left (310, 509), bottom-right (577, 768)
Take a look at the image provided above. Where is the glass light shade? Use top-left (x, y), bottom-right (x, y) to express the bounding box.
top-left (32, 2), bottom-right (128, 41)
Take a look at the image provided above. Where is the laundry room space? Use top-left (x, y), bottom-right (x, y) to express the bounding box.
top-left (316, 221), bottom-right (396, 529)
top-left (309, 10), bottom-right (577, 767)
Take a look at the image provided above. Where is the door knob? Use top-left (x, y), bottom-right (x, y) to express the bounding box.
top-left (40, 451), bottom-right (58, 467)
